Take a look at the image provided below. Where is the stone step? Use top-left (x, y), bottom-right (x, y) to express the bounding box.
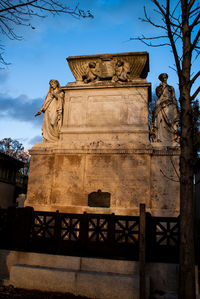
top-left (9, 264), bottom-right (150, 299)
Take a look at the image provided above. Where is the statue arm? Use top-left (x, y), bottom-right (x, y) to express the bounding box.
top-left (35, 92), bottom-right (54, 117)
top-left (156, 85), bottom-right (163, 98)
top-left (35, 110), bottom-right (42, 117)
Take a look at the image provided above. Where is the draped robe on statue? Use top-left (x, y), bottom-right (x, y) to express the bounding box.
top-left (151, 82), bottom-right (179, 144)
top-left (40, 89), bottom-right (64, 142)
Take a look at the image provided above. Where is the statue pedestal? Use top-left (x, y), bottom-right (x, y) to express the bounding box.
top-left (26, 52), bottom-right (180, 216)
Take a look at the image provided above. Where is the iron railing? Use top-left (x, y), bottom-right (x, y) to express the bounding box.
top-left (0, 207), bottom-right (180, 262)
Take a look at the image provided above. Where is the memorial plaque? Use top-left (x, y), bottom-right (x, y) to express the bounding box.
top-left (88, 190), bottom-right (111, 208)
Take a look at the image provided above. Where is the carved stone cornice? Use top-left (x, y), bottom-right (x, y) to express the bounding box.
top-left (29, 144), bottom-right (180, 156)
top-left (66, 52), bottom-right (149, 84)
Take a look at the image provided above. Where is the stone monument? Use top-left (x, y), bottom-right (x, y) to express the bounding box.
top-left (26, 52), bottom-right (180, 216)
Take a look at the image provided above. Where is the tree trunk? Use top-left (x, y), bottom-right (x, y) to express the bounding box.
top-left (179, 90), bottom-right (195, 299)
top-left (179, 3), bottom-right (196, 297)
top-left (179, 8), bottom-right (195, 294)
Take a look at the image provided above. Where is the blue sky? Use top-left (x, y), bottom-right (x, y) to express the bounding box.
top-left (0, 0), bottom-right (195, 149)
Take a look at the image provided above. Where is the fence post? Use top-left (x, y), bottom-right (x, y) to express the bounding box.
top-left (55, 210), bottom-right (61, 253)
top-left (80, 212), bottom-right (88, 254)
top-left (139, 203), bottom-right (146, 299)
top-left (108, 213), bottom-right (115, 243)
top-left (14, 207), bottom-right (34, 250)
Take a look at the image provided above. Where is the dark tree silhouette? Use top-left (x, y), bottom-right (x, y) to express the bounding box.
top-left (132, 1), bottom-right (200, 298)
top-left (0, 137), bottom-right (30, 177)
top-left (0, 0), bottom-right (93, 65)
top-left (0, 137), bottom-right (29, 162)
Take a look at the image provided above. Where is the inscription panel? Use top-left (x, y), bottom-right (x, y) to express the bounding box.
top-left (87, 101), bottom-right (121, 126)
top-left (85, 154), bottom-right (150, 208)
top-left (86, 95), bottom-right (145, 127)
top-left (68, 97), bottom-right (87, 127)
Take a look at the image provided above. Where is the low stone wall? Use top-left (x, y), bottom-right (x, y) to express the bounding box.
top-left (0, 249), bottom-right (179, 298)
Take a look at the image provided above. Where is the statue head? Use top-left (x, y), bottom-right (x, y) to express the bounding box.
top-left (116, 60), bottom-right (124, 67)
top-left (158, 73), bottom-right (168, 83)
top-left (89, 62), bottom-right (96, 69)
top-left (49, 79), bottom-right (60, 90)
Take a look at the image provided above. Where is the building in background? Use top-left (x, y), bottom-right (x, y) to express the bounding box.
top-left (0, 153), bottom-right (28, 208)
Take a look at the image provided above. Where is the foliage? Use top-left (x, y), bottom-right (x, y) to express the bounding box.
top-left (0, 137), bottom-right (30, 163)
top-left (0, 137), bottom-right (30, 179)
top-left (0, 0), bottom-right (93, 65)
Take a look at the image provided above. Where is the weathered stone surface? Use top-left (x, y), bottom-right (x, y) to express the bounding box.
top-left (27, 150), bottom-right (152, 214)
top-left (67, 52), bottom-right (149, 83)
top-left (0, 249), bottom-right (179, 297)
top-left (150, 149), bottom-right (180, 216)
top-left (60, 84), bottom-right (150, 149)
top-left (10, 264), bottom-right (149, 299)
top-left (26, 147), bottom-right (179, 216)
top-left (26, 52), bottom-right (180, 216)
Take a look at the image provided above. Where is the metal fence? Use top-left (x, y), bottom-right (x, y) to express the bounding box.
top-left (0, 207), bottom-right (180, 262)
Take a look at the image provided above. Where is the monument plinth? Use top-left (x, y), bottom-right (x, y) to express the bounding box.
top-left (26, 52), bottom-right (180, 216)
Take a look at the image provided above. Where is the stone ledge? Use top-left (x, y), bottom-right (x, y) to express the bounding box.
top-left (0, 250), bottom-right (179, 295)
top-left (29, 145), bottom-right (180, 156)
top-left (10, 264), bottom-right (150, 299)
top-left (64, 81), bottom-right (151, 90)
top-left (60, 127), bottom-right (149, 134)
top-left (24, 204), bottom-right (179, 217)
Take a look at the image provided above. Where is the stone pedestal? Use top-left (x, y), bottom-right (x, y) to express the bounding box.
top-left (26, 52), bottom-right (180, 216)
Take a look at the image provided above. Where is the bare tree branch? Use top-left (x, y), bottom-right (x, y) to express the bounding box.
top-left (170, 156), bottom-right (180, 180)
top-left (154, 0), bottom-right (182, 75)
top-left (0, 0), bottom-right (38, 13)
top-left (191, 86), bottom-right (200, 101)
top-left (160, 168), bottom-right (180, 182)
top-left (130, 37), bottom-right (170, 47)
top-left (191, 28), bottom-right (200, 50)
top-left (141, 6), bottom-right (167, 31)
top-left (171, 0), bottom-right (181, 17)
top-left (189, 10), bottom-right (200, 30)
top-left (189, 0), bottom-right (196, 11)
top-left (190, 70), bottom-right (200, 87)
top-left (189, 6), bottom-right (200, 18)
top-left (0, 0), bottom-right (93, 64)
top-left (152, 0), bottom-right (166, 16)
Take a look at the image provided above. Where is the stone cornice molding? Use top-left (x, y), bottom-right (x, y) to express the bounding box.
top-left (66, 52), bottom-right (149, 84)
top-left (64, 81), bottom-right (151, 90)
top-left (29, 145), bottom-right (180, 156)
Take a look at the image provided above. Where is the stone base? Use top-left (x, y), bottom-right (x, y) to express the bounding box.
top-left (0, 250), bottom-right (181, 298)
top-left (10, 264), bottom-right (148, 299)
top-left (26, 146), bottom-right (180, 217)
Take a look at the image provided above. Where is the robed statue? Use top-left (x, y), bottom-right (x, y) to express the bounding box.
top-left (35, 80), bottom-right (64, 142)
top-left (151, 73), bottom-right (179, 144)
